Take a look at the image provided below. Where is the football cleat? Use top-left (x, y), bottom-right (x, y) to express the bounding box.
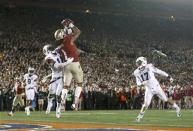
top-left (46, 110), bottom-right (50, 115)
top-left (8, 112), bottom-right (13, 116)
top-left (25, 107), bottom-right (30, 116)
top-left (176, 108), bottom-right (182, 117)
top-left (135, 112), bottom-right (144, 122)
top-left (135, 117), bottom-right (141, 122)
top-left (71, 104), bottom-right (78, 111)
top-left (56, 112), bottom-right (61, 118)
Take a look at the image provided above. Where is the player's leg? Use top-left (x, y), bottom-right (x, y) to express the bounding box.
top-left (46, 94), bottom-right (54, 114)
top-left (136, 89), bottom-right (153, 122)
top-left (38, 99), bottom-right (44, 111)
top-left (46, 83), bottom-right (56, 114)
top-left (25, 100), bottom-right (32, 116)
top-left (19, 95), bottom-right (25, 111)
top-left (158, 88), bottom-right (181, 117)
top-left (25, 90), bottom-right (30, 115)
top-left (55, 79), bottom-right (63, 118)
top-left (61, 88), bottom-right (68, 111)
top-left (63, 67), bottom-right (74, 109)
top-left (25, 90), bottom-right (35, 116)
top-left (8, 96), bottom-right (19, 116)
top-left (71, 62), bottom-right (83, 110)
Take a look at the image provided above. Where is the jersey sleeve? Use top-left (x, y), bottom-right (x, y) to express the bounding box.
top-left (63, 35), bottom-right (73, 45)
top-left (150, 64), bottom-right (169, 77)
top-left (134, 70), bottom-right (142, 86)
top-left (34, 75), bottom-right (38, 81)
top-left (136, 76), bottom-right (142, 86)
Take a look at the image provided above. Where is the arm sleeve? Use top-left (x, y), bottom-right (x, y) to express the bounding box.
top-left (54, 62), bottom-right (69, 68)
top-left (44, 74), bottom-right (52, 79)
top-left (136, 76), bottom-right (142, 87)
top-left (152, 66), bottom-right (169, 77)
top-left (133, 71), bottom-right (143, 87)
top-left (34, 86), bottom-right (38, 93)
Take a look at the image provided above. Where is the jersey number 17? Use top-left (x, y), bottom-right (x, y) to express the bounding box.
top-left (141, 72), bottom-right (149, 81)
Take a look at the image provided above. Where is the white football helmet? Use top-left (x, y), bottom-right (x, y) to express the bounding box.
top-left (54, 29), bottom-right (66, 41)
top-left (136, 57), bottom-right (147, 69)
top-left (43, 44), bottom-right (51, 55)
top-left (28, 67), bottom-right (35, 75)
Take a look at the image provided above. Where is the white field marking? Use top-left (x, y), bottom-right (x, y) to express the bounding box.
top-left (54, 112), bottom-right (116, 116)
top-left (58, 128), bottom-right (144, 131)
top-left (95, 112), bottom-right (116, 115)
top-left (144, 118), bottom-right (193, 121)
top-left (5, 119), bottom-right (193, 129)
top-left (62, 112), bottom-right (91, 115)
top-left (131, 123), bottom-right (192, 128)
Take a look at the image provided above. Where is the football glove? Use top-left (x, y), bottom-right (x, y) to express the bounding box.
top-left (167, 75), bottom-right (174, 83)
top-left (61, 19), bottom-right (74, 28)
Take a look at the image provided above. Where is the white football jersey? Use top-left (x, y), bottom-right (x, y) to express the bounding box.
top-left (133, 64), bottom-right (169, 89)
top-left (23, 73), bottom-right (38, 88)
top-left (45, 52), bottom-right (63, 78)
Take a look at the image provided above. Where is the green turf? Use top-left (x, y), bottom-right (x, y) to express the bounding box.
top-left (0, 110), bottom-right (193, 128)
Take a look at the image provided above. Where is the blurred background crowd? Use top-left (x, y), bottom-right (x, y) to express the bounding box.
top-left (0, 0), bottom-right (193, 111)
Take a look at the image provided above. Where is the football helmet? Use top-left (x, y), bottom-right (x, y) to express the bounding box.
top-left (136, 57), bottom-right (147, 69)
top-left (43, 44), bottom-right (52, 55)
top-left (54, 29), bottom-right (66, 41)
top-left (28, 67), bottom-right (35, 75)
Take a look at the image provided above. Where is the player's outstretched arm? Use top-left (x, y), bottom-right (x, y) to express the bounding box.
top-left (54, 57), bottom-right (74, 68)
top-left (154, 68), bottom-right (169, 77)
top-left (61, 18), bottom-right (81, 43)
top-left (153, 66), bottom-right (174, 83)
top-left (42, 74), bottom-right (52, 83)
top-left (71, 25), bottom-right (81, 42)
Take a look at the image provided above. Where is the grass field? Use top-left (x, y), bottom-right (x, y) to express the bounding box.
top-left (0, 109), bottom-right (193, 130)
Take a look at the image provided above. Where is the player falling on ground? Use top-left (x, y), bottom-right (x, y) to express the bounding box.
top-left (133, 57), bottom-right (181, 122)
top-left (8, 77), bottom-right (25, 116)
top-left (23, 67), bottom-right (38, 116)
top-left (42, 44), bottom-right (73, 118)
top-left (54, 18), bottom-right (83, 111)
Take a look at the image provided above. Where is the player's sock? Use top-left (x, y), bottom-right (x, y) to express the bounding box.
top-left (172, 103), bottom-right (180, 111)
top-left (25, 106), bottom-right (30, 116)
top-left (56, 95), bottom-right (61, 112)
top-left (11, 106), bottom-right (15, 113)
top-left (73, 86), bottom-right (82, 109)
top-left (56, 102), bottom-right (61, 114)
top-left (172, 103), bottom-right (181, 117)
top-left (136, 112), bottom-right (144, 122)
top-left (172, 103), bottom-right (178, 109)
top-left (63, 89), bottom-right (68, 101)
top-left (138, 112), bottom-right (144, 118)
top-left (46, 98), bottom-right (53, 114)
top-left (56, 95), bottom-right (62, 118)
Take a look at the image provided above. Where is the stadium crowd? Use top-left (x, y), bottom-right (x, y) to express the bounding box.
top-left (0, 7), bottom-right (193, 111)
